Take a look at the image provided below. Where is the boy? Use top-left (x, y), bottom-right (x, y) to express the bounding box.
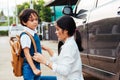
top-left (19, 9), bottom-right (41, 80)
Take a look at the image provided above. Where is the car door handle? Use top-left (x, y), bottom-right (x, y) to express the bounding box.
top-left (82, 18), bottom-right (87, 29)
top-left (117, 7), bottom-right (120, 15)
top-left (82, 18), bottom-right (87, 23)
top-left (83, 20), bottom-right (86, 23)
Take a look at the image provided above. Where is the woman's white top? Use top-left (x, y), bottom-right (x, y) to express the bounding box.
top-left (50, 36), bottom-right (84, 80)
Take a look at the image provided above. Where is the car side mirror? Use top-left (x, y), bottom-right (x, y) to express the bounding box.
top-left (77, 14), bottom-right (87, 19)
top-left (78, 9), bottom-right (87, 14)
top-left (62, 6), bottom-right (73, 16)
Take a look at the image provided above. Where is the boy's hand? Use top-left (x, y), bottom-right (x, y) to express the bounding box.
top-left (33, 69), bottom-right (41, 75)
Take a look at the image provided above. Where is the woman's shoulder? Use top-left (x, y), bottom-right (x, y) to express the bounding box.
top-left (64, 40), bottom-right (77, 50)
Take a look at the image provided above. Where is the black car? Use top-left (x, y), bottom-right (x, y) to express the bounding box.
top-left (63, 0), bottom-right (120, 80)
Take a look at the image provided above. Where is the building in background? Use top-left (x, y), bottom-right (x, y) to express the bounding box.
top-left (44, 0), bottom-right (77, 22)
top-left (0, 10), bottom-right (7, 22)
top-left (40, 0), bottom-right (77, 40)
top-left (50, 6), bottom-right (64, 21)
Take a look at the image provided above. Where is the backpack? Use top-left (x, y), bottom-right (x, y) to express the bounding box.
top-left (9, 31), bottom-right (37, 77)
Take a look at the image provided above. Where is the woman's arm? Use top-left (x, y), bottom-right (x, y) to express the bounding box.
top-left (33, 52), bottom-right (73, 76)
top-left (42, 45), bottom-right (54, 56)
top-left (33, 44), bottom-right (75, 76)
top-left (33, 53), bottom-right (53, 69)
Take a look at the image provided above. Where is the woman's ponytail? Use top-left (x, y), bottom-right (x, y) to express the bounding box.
top-left (58, 41), bottom-right (64, 55)
top-left (74, 29), bottom-right (84, 52)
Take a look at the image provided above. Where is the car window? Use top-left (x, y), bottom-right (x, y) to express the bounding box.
top-left (97, 0), bottom-right (113, 7)
top-left (76, 0), bottom-right (96, 14)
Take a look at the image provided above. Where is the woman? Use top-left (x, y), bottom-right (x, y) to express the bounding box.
top-left (33, 15), bottom-right (84, 80)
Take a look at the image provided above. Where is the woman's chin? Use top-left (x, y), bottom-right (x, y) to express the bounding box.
top-left (58, 38), bottom-right (62, 41)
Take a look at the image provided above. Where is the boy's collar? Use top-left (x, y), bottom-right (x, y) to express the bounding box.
top-left (24, 27), bottom-right (37, 36)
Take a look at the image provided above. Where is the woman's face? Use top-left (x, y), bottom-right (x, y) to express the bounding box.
top-left (23, 13), bottom-right (38, 30)
top-left (55, 24), bottom-right (68, 41)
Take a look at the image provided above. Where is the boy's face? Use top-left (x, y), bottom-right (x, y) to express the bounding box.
top-left (23, 13), bottom-right (38, 30)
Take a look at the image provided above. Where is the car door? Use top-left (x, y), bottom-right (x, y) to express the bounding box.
top-left (88, 0), bottom-right (120, 77)
top-left (73, 0), bottom-right (97, 68)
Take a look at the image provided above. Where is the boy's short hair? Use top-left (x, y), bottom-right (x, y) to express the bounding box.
top-left (19, 8), bottom-right (40, 26)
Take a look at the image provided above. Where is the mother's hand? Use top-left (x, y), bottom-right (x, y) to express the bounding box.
top-left (42, 45), bottom-right (54, 57)
top-left (42, 45), bottom-right (49, 51)
top-left (33, 53), bottom-right (47, 65)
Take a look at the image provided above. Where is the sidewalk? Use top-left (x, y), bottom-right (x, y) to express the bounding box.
top-left (0, 36), bottom-right (58, 80)
top-left (40, 40), bottom-right (58, 76)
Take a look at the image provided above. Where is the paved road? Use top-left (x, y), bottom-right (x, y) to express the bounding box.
top-left (0, 36), bottom-right (99, 80)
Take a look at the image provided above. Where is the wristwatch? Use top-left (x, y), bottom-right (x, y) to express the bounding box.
top-left (45, 61), bottom-right (50, 66)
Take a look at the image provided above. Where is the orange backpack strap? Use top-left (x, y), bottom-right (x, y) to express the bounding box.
top-left (24, 31), bottom-right (37, 53)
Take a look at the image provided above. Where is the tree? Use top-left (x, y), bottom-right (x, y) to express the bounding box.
top-left (17, 0), bottom-right (52, 22)
top-left (17, 2), bottom-right (29, 16)
top-left (34, 0), bottom-right (52, 22)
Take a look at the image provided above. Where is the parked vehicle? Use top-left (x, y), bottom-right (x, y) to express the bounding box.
top-left (63, 0), bottom-right (120, 80)
top-left (8, 24), bottom-right (24, 39)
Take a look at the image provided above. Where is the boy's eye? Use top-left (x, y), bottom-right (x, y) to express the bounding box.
top-left (29, 19), bottom-right (33, 22)
top-left (29, 19), bottom-right (38, 22)
top-left (35, 19), bottom-right (38, 21)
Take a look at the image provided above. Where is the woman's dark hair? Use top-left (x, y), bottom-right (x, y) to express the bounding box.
top-left (74, 29), bottom-right (84, 51)
top-left (56, 15), bottom-right (76, 36)
top-left (58, 41), bottom-right (64, 55)
top-left (56, 15), bottom-right (83, 52)
top-left (19, 8), bottom-right (40, 26)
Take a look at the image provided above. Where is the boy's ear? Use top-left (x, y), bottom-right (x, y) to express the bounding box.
top-left (64, 30), bottom-right (68, 34)
top-left (22, 21), bottom-right (26, 25)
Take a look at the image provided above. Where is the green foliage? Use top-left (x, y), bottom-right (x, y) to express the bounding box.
top-left (34, 0), bottom-right (52, 22)
top-left (17, 2), bottom-right (30, 16)
top-left (17, 0), bottom-right (52, 22)
top-left (39, 5), bottom-right (52, 22)
top-left (0, 22), bottom-right (7, 26)
top-left (0, 31), bottom-right (8, 36)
